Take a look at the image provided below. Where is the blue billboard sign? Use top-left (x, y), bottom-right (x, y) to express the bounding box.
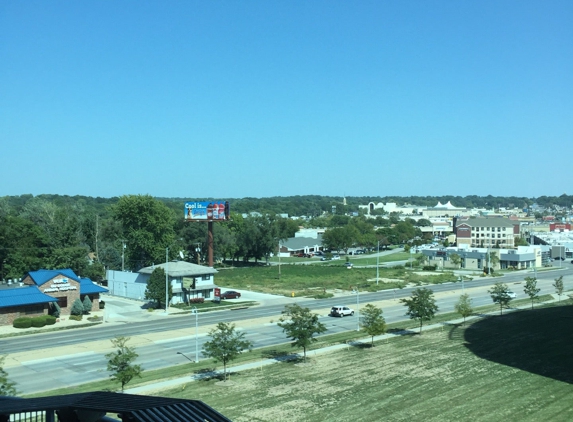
top-left (185, 201), bottom-right (229, 221)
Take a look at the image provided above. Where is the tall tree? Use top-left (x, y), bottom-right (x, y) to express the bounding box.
top-left (553, 276), bottom-right (564, 301)
top-left (278, 304), bottom-right (326, 361)
top-left (454, 294), bottom-right (473, 325)
top-left (203, 322), bottom-right (253, 381)
top-left (360, 304), bottom-right (387, 347)
top-left (488, 282), bottom-right (512, 315)
top-left (112, 195), bottom-right (176, 270)
top-left (400, 288), bottom-right (439, 334)
top-left (523, 277), bottom-right (540, 309)
top-left (145, 267), bottom-right (171, 310)
top-left (0, 355), bottom-right (19, 396)
top-left (105, 336), bottom-right (143, 393)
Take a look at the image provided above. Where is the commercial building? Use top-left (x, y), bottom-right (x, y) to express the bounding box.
top-left (0, 269), bottom-right (108, 326)
top-left (421, 245), bottom-right (542, 271)
top-left (455, 217), bottom-right (519, 248)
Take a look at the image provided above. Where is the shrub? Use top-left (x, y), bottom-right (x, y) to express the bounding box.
top-left (44, 315), bottom-right (57, 325)
top-left (69, 314), bottom-right (83, 321)
top-left (422, 265), bottom-right (437, 271)
top-left (13, 317), bottom-right (32, 329)
top-left (49, 301), bottom-right (61, 318)
top-left (31, 316), bottom-right (47, 328)
top-left (189, 298), bottom-right (205, 304)
top-left (71, 298), bottom-right (84, 316)
top-left (82, 296), bottom-right (93, 314)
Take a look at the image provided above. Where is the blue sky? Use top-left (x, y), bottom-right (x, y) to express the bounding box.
top-left (1, 1), bottom-right (572, 199)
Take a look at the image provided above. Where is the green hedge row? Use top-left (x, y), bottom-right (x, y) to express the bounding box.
top-left (13, 315), bottom-right (57, 329)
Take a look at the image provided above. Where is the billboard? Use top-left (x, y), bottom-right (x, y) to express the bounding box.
top-left (185, 201), bottom-right (230, 221)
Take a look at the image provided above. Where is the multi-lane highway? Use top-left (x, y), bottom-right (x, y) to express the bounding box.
top-left (4, 265), bottom-right (572, 394)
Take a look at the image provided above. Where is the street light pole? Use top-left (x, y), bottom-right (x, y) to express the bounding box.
top-left (165, 247), bottom-right (169, 314)
top-left (376, 241), bottom-right (379, 285)
top-left (353, 287), bottom-right (360, 332)
top-left (191, 306), bottom-right (199, 363)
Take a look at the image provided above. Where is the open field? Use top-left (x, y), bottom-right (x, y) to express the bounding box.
top-left (160, 299), bottom-right (573, 421)
top-left (215, 264), bottom-right (458, 296)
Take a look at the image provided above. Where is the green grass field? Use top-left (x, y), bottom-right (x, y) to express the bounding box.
top-left (215, 263), bottom-right (459, 296)
top-left (162, 299), bottom-right (573, 421)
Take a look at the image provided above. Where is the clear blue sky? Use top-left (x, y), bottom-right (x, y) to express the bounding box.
top-left (1, 1), bottom-right (572, 199)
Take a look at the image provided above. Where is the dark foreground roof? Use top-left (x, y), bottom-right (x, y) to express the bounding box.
top-left (0, 391), bottom-right (231, 422)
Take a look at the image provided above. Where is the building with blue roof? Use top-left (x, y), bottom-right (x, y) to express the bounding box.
top-left (0, 285), bottom-right (58, 325)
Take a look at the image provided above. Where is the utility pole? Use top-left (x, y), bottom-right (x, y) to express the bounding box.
top-left (376, 241), bottom-right (379, 285)
top-left (121, 241), bottom-right (126, 271)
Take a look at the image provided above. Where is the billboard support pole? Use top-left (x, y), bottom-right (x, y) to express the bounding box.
top-left (208, 221), bottom-right (214, 267)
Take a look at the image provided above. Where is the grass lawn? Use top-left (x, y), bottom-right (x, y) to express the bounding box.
top-left (161, 299), bottom-right (573, 421)
top-left (215, 264), bottom-right (458, 296)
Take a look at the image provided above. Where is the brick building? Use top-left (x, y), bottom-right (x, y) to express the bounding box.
top-left (0, 269), bottom-right (108, 326)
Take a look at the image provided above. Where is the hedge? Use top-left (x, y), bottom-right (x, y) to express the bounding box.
top-left (31, 316), bottom-right (47, 328)
top-left (13, 317), bottom-right (32, 329)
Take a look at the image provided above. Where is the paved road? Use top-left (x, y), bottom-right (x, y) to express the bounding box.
top-left (4, 265), bottom-right (572, 395)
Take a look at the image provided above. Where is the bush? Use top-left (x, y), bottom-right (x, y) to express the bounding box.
top-left (13, 317), bottom-right (32, 329)
top-left (71, 298), bottom-right (84, 316)
top-left (189, 298), bottom-right (205, 304)
top-left (422, 265), bottom-right (438, 271)
top-left (82, 296), bottom-right (93, 314)
top-left (49, 302), bottom-right (61, 318)
top-left (31, 316), bottom-right (47, 328)
top-left (69, 314), bottom-right (83, 321)
top-left (44, 315), bottom-right (57, 325)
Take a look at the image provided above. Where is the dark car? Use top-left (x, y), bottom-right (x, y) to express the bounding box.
top-left (220, 290), bottom-right (241, 299)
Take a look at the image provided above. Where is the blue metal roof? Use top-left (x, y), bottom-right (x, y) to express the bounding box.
top-left (0, 286), bottom-right (57, 309)
top-left (80, 278), bottom-right (108, 294)
top-left (27, 268), bottom-right (81, 286)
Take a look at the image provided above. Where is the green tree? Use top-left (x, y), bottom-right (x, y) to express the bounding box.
top-left (553, 276), bottom-right (564, 301)
top-left (400, 288), bottom-right (438, 334)
top-left (70, 298), bottom-right (84, 317)
top-left (0, 355), bottom-right (19, 396)
top-left (414, 254), bottom-right (427, 267)
top-left (145, 267), bottom-right (170, 310)
top-left (82, 295), bottom-right (93, 314)
top-left (105, 336), bottom-right (142, 393)
top-left (112, 194), bottom-right (176, 270)
top-left (322, 226), bottom-right (359, 255)
top-left (485, 250), bottom-right (499, 274)
top-left (278, 304), bottom-right (327, 361)
top-left (360, 304), bottom-right (387, 347)
top-left (454, 294), bottom-right (473, 325)
top-left (203, 322), bottom-right (253, 381)
top-left (523, 277), bottom-right (540, 309)
top-left (449, 253), bottom-right (461, 269)
top-left (488, 282), bottom-right (512, 315)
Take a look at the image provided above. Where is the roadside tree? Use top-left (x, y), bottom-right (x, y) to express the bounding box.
top-left (0, 356), bottom-right (19, 396)
top-left (449, 253), bottom-right (461, 269)
top-left (70, 298), bottom-right (84, 317)
top-left (488, 282), bottom-right (512, 315)
top-left (553, 276), bottom-right (564, 301)
top-left (360, 304), bottom-right (387, 347)
top-left (414, 254), bottom-right (427, 267)
top-left (105, 336), bottom-right (142, 393)
top-left (278, 304), bottom-right (326, 361)
top-left (454, 294), bottom-right (473, 325)
top-left (523, 277), bottom-right (540, 309)
top-left (145, 267), bottom-right (171, 310)
top-left (400, 288), bottom-right (438, 334)
top-left (203, 322), bottom-right (253, 381)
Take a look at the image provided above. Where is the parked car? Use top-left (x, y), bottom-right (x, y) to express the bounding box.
top-left (220, 290), bottom-right (241, 299)
top-left (330, 306), bottom-right (354, 317)
top-left (331, 255), bottom-right (341, 260)
top-left (345, 262), bottom-right (353, 268)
